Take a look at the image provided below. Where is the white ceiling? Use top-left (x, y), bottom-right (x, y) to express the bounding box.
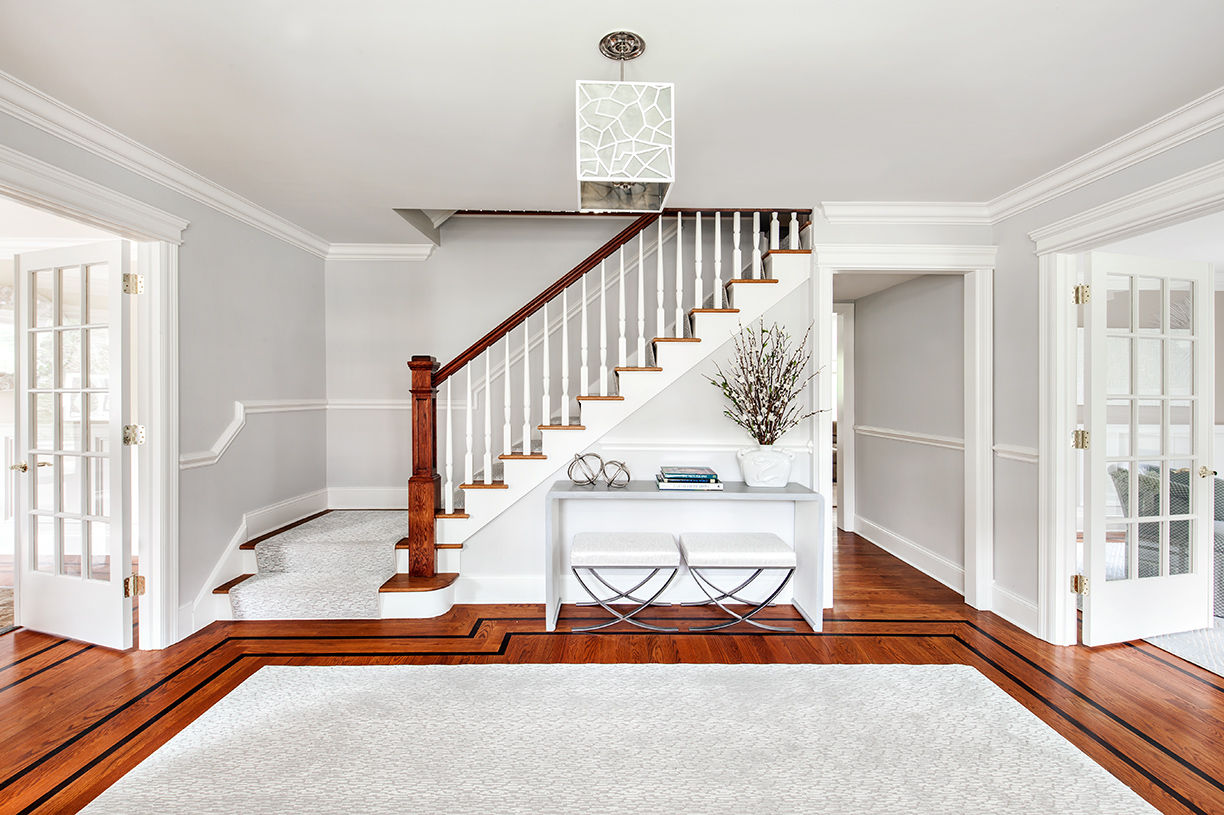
top-left (832, 273), bottom-right (922, 302)
top-left (1, 1), bottom-right (1222, 242)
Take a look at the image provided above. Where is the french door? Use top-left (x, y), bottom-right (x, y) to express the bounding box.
top-left (1082, 251), bottom-right (1214, 646)
top-left (14, 241), bottom-right (133, 649)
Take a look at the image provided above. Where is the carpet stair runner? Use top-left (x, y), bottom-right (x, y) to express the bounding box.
top-left (228, 512), bottom-right (405, 619)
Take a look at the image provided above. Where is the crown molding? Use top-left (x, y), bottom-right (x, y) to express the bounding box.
top-left (989, 85), bottom-right (1224, 223)
top-left (812, 243), bottom-right (997, 271)
top-left (326, 243), bottom-right (435, 262)
top-left (818, 202), bottom-right (992, 226)
top-left (1028, 158), bottom-right (1224, 255)
top-left (0, 69), bottom-right (330, 257)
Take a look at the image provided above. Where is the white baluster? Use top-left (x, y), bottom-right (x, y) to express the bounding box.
top-left (483, 352), bottom-right (492, 484)
top-left (789, 212), bottom-right (800, 250)
top-left (732, 212), bottom-right (742, 284)
top-left (561, 289), bottom-right (570, 425)
top-left (751, 212), bottom-right (762, 280)
top-left (713, 212), bottom-right (723, 309)
top-left (599, 258), bottom-right (608, 396)
top-left (444, 379), bottom-right (454, 514)
top-left (693, 212), bottom-right (703, 312)
top-left (464, 366), bottom-right (473, 486)
top-left (636, 233), bottom-right (646, 365)
top-left (541, 303), bottom-right (550, 428)
top-left (502, 335), bottom-right (511, 456)
top-left (655, 219), bottom-right (665, 346)
top-left (617, 247), bottom-right (627, 377)
top-left (521, 318), bottom-right (531, 453)
top-left (770, 211), bottom-right (780, 251)
top-left (674, 213), bottom-right (684, 335)
top-left (580, 272), bottom-right (590, 398)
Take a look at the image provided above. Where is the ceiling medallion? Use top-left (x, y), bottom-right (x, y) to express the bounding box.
top-left (598, 31), bottom-right (645, 62)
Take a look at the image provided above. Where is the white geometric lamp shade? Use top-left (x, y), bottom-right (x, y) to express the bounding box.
top-left (576, 81), bottom-right (674, 212)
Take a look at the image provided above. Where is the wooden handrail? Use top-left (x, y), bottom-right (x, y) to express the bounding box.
top-left (433, 212), bottom-right (661, 385)
top-left (452, 207), bottom-right (815, 218)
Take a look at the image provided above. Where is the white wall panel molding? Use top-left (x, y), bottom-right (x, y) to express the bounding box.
top-left (855, 516), bottom-right (965, 594)
top-left (1028, 158), bottom-right (1224, 254)
top-left (0, 69), bottom-right (328, 256)
top-left (818, 202), bottom-right (992, 226)
top-left (0, 143), bottom-right (189, 242)
top-left (179, 399), bottom-right (327, 469)
top-left (993, 443), bottom-right (1039, 464)
top-left (813, 244), bottom-right (997, 272)
top-left (326, 244), bottom-right (435, 262)
top-left (853, 424), bottom-right (965, 452)
top-left (991, 85), bottom-right (1224, 223)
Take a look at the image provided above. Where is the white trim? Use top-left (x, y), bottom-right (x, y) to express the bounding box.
top-left (991, 582), bottom-right (1040, 636)
top-left (812, 244), bottom-right (997, 272)
top-left (818, 202), bottom-right (992, 226)
top-left (326, 244), bottom-right (435, 262)
top-left (0, 143), bottom-right (188, 243)
top-left (186, 488), bottom-right (330, 636)
top-left (327, 487), bottom-right (408, 509)
top-left (855, 516), bottom-right (965, 594)
top-left (853, 424), bottom-right (966, 451)
top-left (990, 85), bottom-right (1224, 223)
top-left (1029, 158), bottom-right (1224, 254)
top-left (994, 444), bottom-right (1039, 464)
top-left (596, 439), bottom-right (813, 454)
top-left (179, 399), bottom-right (327, 469)
top-left (0, 70), bottom-right (328, 257)
top-left (963, 268), bottom-right (994, 610)
top-left (833, 303), bottom-right (855, 533)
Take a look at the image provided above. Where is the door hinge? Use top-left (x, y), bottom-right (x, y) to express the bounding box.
top-left (1071, 574), bottom-right (1089, 595)
top-left (122, 272), bottom-right (144, 294)
top-left (122, 424), bottom-right (146, 446)
top-left (1072, 429), bottom-right (1090, 449)
top-left (124, 574), bottom-right (146, 598)
top-left (1073, 284), bottom-right (1091, 305)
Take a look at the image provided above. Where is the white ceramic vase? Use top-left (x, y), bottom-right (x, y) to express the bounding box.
top-left (736, 444), bottom-right (794, 488)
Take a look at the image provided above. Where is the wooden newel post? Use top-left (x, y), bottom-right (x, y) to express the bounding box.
top-left (407, 355), bottom-right (440, 578)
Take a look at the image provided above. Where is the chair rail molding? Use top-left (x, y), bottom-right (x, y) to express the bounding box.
top-left (179, 399), bottom-right (328, 469)
top-left (853, 424), bottom-right (965, 452)
top-left (1028, 158), bottom-right (1224, 255)
top-left (0, 143), bottom-right (189, 243)
top-left (818, 202), bottom-right (992, 226)
top-left (0, 69), bottom-right (328, 257)
top-left (990, 85), bottom-right (1224, 223)
top-left (993, 443), bottom-right (1039, 464)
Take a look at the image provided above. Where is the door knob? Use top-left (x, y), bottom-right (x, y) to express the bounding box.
top-left (9, 462), bottom-right (26, 472)
top-left (1200, 466), bottom-right (1217, 478)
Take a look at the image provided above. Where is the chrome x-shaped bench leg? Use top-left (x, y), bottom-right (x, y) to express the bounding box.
top-left (688, 568), bottom-right (796, 632)
top-left (577, 569), bottom-right (673, 607)
top-left (571, 567), bottom-right (680, 632)
top-left (680, 569), bottom-right (764, 606)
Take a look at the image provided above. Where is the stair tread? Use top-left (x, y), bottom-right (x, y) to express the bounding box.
top-left (396, 540), bottom-right (465, 549)
top-left (435, 511), bottom-right (470, 519)
top-left (691, 308), bottom-right (740, 314)
top-left (460, 481), bottom-right (508, 489)
top-left (499, 453), bottom-right (547, 459)
top-left (615, 366), bottom-right (662, 372)
top-left (379, 573), bottom-right (459, 592)
top-left (653, 337), bottom-right (701, 343)
top-left (238, 510), bottom-right (330, 549)
top-left (762, 249), bottom-right (811, 257)
top-left (727, 278), bottom-right (779, 284)
top-left (577, 395), bottom-right (624, 401)
top-left (213, 574), bottom-right (255, 594)
top-left (538, 424), bottom-right (586, 430)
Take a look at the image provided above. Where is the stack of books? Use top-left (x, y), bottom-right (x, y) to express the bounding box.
top-left (655, 466), bottom-right (724, 491)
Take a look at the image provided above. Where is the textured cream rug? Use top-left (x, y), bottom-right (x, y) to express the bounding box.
top-left (83, 664), bottom-right (1156, 814)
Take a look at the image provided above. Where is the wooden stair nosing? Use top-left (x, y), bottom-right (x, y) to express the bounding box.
top-left (396, 541), bottom-right (464, 550)
top-left (726, 278), bottom-right (780, 285)
top-left (435, 511), bottom-right (470, 519)
top-left (460, 481), bottom-right (509, 489)
top-left (615, 366), bottom-right (662, 372)
top-left (498, 453), bottom-right (547, 460)
top-left (379, 572), bottom-right (460, 592)
top-left (691, 308), bottom-right (740, 315)
top-left (576, 395), bottom-right (624, 401)
top-left (762, 249), bottom-right (812, 258)
top-left (652, 337), bottom-right (701, 343)
top-left (538, 424), bottom-right (586, 430)
top-left (213, 574), bottom-right (255, 594)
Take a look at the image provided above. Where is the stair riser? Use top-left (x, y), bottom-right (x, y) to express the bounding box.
top-left (396, 548), bottom-right (462, 572)
top-left (379, 583), bottom-right (456, 619)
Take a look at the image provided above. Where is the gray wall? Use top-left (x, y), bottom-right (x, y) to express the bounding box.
top-left (853, 275), bottom-right (966, 570)
top-left (0, 110), bottom-right (328, 612)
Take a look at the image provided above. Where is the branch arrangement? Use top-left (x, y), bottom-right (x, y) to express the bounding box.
top-left (707, 321), bottom-right (820, 446)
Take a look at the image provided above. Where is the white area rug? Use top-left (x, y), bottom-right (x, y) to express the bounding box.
top-left (82, 664), bottom-right (1156, 814)
top-left (228, 511), bottom-right (403, 619)
top-left (1147, 616), bottom-right (1224, 678)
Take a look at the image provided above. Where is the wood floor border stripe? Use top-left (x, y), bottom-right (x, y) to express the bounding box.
top-left (0, 637), bottom-right (68, 672)
top-left (0, 644), bottom-right (93, 693)
top-left (1124, 640), bottom-right (1224, 694)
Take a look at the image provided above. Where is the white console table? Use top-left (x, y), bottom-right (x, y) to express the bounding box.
top-left (544, 480), bottom-right (826, 632)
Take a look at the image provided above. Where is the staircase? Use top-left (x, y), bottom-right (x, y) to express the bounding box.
top-left (213, 208), bottom-right (812, 620)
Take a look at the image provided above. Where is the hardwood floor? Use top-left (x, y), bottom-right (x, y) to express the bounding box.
top-left (2, 531), bottom-right (1223, 813)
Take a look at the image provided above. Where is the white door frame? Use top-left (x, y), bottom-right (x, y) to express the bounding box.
top-left (812, 245), bottom-right (996, 610)
top-left (833, 303), bottom-right (855, 532)
top-left (0, 144), bottom-right (187, 649)
top-left (1034, 158), bottom-right (1224, 645)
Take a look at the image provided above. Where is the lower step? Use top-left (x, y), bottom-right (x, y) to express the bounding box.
top-left (379, 572), bottom-right (458, 619)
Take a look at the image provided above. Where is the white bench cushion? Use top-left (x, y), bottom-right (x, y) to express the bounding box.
top-left (571, 532), bottom-right (680, 568)
top-left (679, 532), bottom-right (796, 569)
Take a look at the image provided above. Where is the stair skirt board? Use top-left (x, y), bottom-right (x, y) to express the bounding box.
top-left (438, 253), bottom-right (809, 549)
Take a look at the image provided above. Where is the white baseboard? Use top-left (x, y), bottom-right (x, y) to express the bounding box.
top-left (990, 582), bottom-right (1040, 637)
top-left (246, 488), bottom-right (329, 538)
top-left (855, 516), bottom-right (965, 595)
top-left (455, 574), bottom-right (544, 604)
top-left (327, 486), bottom-right (407, 509)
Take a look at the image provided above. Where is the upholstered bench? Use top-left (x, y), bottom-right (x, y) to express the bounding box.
top-left (570, 532), bottom-right (681, 633)
top-left (679, 532), bottom-right (797, 632)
